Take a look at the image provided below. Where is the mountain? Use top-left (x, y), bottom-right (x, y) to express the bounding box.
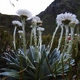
top-left (0, 13), bottom-right (31, 35)
top-left (0, 0), bottom-right (80, 35)
top-left (38, 0), bottom-right (80, 34)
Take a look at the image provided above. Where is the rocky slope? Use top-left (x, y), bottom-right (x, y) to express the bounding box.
top-left (0, 13), bottom-right (31, 34)
top-left (38, 0), bottom-right (80, 34)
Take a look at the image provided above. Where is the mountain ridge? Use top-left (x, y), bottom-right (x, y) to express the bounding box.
top-left (37, 0), bottom-right (80, 34)
top-left (0, 0), bottom-right (80, 34)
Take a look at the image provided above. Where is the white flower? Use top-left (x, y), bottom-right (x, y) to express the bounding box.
top-left (69, 33), bottom-right (71, 36)
top-left (18, 30), bottom-right (23, 34)
top-left (27, 16), bottom-right (42, 24)
top-left (37, 27), bottom-right (45, 31)
top-left (33, 16), bottom-right (42, 23)
top-left (12, 20), bottom-right (22, 27)
top-left (75, 34), bottom-right (77, 36)
top-left (70, 18), bottom-right (79, 25)
top-left (56, 12), bottom-right (79, 26)
top-left (16, 9), bottom-right (32, 18)
top-left (18, 30), bottom-right (23, 38)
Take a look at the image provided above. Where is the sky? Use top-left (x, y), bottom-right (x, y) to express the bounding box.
top-left (0, 0), bottom-right (54, 16)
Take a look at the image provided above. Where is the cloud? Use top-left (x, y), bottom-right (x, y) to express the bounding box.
top-left (0, 0), bottom-right (54, 15)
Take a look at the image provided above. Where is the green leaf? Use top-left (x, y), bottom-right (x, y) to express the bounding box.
top-left (42, 74), bottom-right (53, 80)
top-left (0, 69), bottom-right (19, 79)
top-left (49, 48), bottom-right (60, 65)
top-left (26, 69), bottom-right (36, 79)
top-left (27, 46), bottom-right (35, 62)
top-left (8, 63), bottom-right (20, 70)
top-left (18, 54), bottom-right (28, 67)
top-left (2, 57), bottom-right (12, 63)
top-left (3, 52), bottom-right (19, 64)
top-left (42, 59), bottom-right (50, 76)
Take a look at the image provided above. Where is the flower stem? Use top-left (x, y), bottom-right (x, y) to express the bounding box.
top-left (62, 53), bottom-right (64, 79)
top-left (21, 18), bottom-right (26, 55)
top-left (13, 26), bottom-right (17, 50)
top-left (30, 28), bottom-right (33, 46)
top-left (48, 25), bottom-right (59, 53)
top-left (46, 57), bottom-right (54, 80)
top-left (21, 18), bottom-right (35, 69)
top-left (33, 27), bottom-right (37, 47)
top-left (62, 25), bottom-right (69, 53)
top-left (38, 30), bottom-right (42, 59)
top-left (67, 27), bottom-right (74, 54)
top-left (57, 25), bottom-right (63, 50)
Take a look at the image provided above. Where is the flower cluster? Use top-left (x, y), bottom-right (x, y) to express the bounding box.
top-left (18, 30), bottom-right (23, 34)
top-left (27, 16), bottom-right (42, 26)
top-left (37, 27), bottom-right (45, 31)
top-left (12, 20), bottom-right (22, 27)
top-left (16, 9), bottom-right (32, 19)
top-left (56, 12), bottom-right (79, 26)
top-left (32, 16), bottom-right (42, 23)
